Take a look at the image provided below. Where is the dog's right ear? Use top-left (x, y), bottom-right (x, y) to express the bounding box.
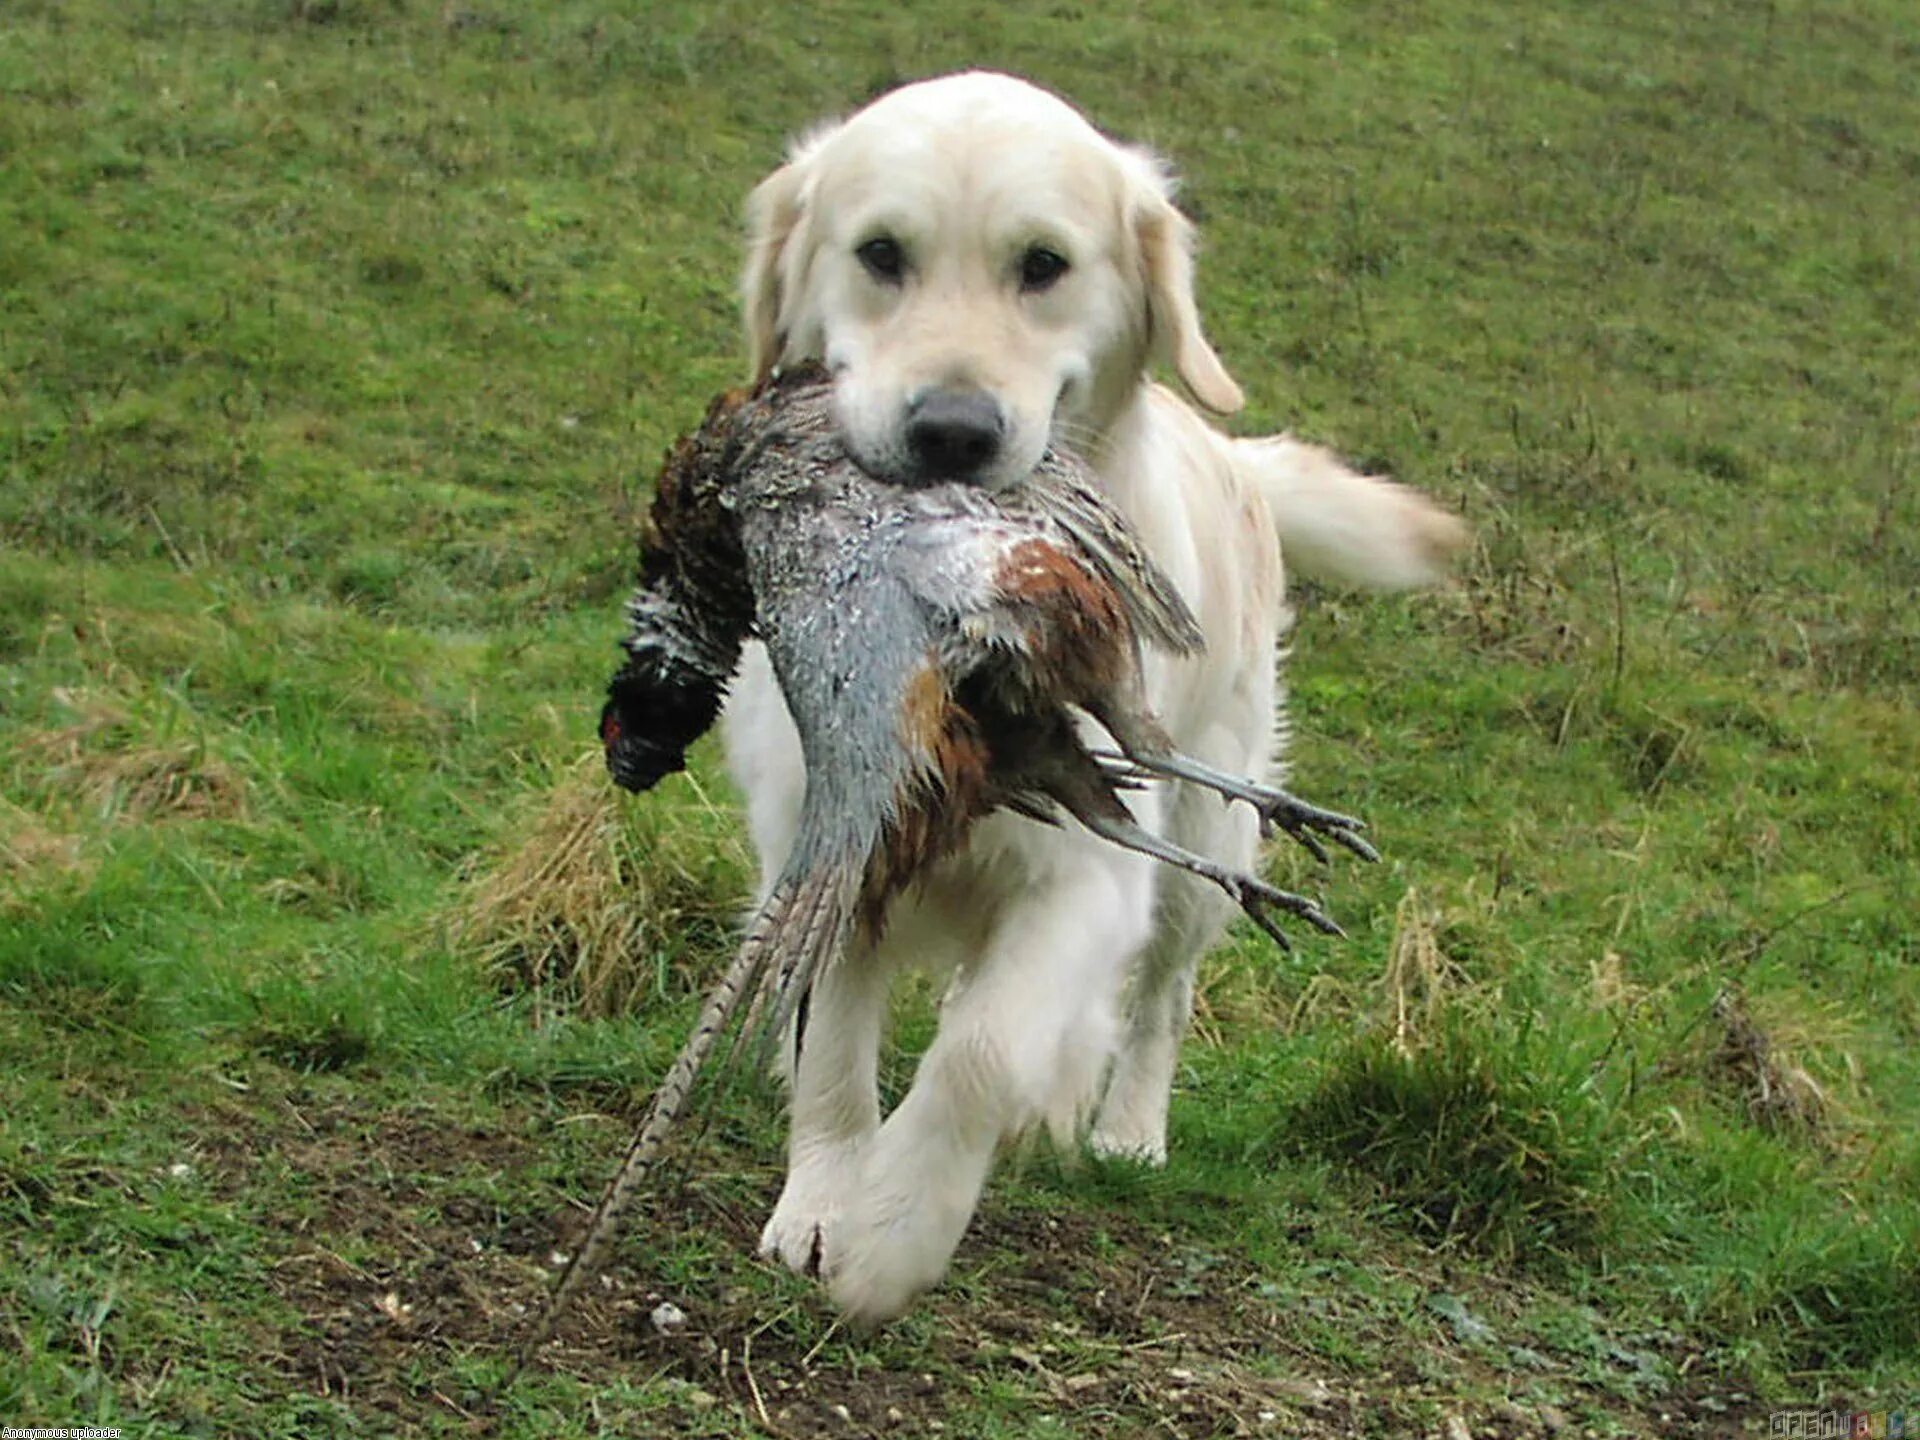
top-left (1137, 192), bottom-right (1244, 416)
top-left (742, 158), bottom-right (810, 382)
top-left (1121, 147), bottom-right (1244, 416)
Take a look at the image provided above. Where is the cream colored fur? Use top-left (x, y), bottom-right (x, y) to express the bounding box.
top-left (722, 71), bottom-right (1465, 1323)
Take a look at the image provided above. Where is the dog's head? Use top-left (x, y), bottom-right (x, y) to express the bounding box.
top-left (742, 71), bottom-right (1242, 489)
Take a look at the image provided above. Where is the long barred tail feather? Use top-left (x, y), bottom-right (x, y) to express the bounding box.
top-left (696, 863), bottom-right (858, 1132)
top-left (742, 864), bottom-right (858, 1077)
top-left (512, 894), bottom-right (785, 1368)
top-left (512, 864), bottom-right (854, 1373)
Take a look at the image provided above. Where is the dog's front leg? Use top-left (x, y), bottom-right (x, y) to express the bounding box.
top-left (759, 946), bottom-right (889, 1277)
top-left (821, 839), bottom-right (1154, 1324)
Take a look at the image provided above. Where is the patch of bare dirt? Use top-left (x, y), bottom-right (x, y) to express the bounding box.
top-left (179, 1082), bottom-right (1765, 1438)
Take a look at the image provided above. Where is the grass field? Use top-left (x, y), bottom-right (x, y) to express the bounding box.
top-left (3, 1), bottom-right (1917, 1434)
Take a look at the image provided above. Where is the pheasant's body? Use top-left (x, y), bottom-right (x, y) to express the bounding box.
top-left (603, 364), bottom-right (1224, 1023)
top-left (528, 367), bottom-right (1369, 1358)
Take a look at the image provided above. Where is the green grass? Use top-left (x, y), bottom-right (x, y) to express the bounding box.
top-left (3, 0), bottom-right (1917, 1433)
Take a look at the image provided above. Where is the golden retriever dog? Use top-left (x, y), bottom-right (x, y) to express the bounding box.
top-left (722, 71), bottom-right (1464, 1323)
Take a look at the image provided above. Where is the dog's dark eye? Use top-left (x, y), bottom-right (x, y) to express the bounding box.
top-left (1019, 246), bottom-right (1070, 292)
top-left (856, 236), bottom-right (905, 283)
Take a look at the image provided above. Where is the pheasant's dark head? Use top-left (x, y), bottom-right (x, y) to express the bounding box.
top-left (600, 686), bottom-right (702, 794)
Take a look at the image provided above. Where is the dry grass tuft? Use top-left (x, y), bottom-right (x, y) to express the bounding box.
top-left (1288, 892), bottom-right (1622, 1259)
top-left (1589, 948), bottom-right (1644, 1011)
top-left (1706, 984), bottom-right (1839, 1140)
top-left (1221, 888), bottom-right (1480, 1039)
top-left (0, 799), bottom-right (95, 911)
top-left (1381, 889), bottom-right (1472, 1054)
top-left (23, 688), bottom-right (251, 822)
top-left (451, 753), bottom-right (750, 1018)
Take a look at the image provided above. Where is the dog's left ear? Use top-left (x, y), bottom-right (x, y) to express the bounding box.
top-left (1135, 183), bottom-right (1244, 415)
top-left (742, 160), bottom-right (808, 382)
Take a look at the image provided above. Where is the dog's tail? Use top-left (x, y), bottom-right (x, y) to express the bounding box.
top-left (1234, 434), bottom-right (1468, 591)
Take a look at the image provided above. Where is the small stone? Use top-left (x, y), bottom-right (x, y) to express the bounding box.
top-left (167, 1162), bottom-right (193, 1179)
top-left (650, 1301), bottom-right (688, 1334)
top-left (467, 1237), bottom-right (484, 1254)
top-left (547, 1249), bottom-right (569, 1268)
top-left (1169, 1367), bottom-right (1195, 1382)
top-left (830, 1403), bottom-right (853, 1423)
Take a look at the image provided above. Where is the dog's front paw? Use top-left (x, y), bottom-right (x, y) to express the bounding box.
top-left (759, 1154), bottom-right (854, 1279)
top-left (818, 1137), bottom-right (979, 1325)
top-left (759, 1209), bottom-right (828, 1279)
top-left (821, 1202), bottom-right (956, 1327)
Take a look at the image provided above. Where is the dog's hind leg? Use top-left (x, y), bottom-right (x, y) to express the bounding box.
top-left (1089, 861), bottom-right (1222, 1165)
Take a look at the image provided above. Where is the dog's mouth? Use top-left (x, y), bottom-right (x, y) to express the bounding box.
top-left (830, 380), bottom-right (1073, 493)
top-left (834, 420), bottom-right (918, 489)
top-left (834, 393), bottom-right (1029, 492)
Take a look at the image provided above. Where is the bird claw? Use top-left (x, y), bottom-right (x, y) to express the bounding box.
top-left (1229, 874), bottom-right (1345, 952)
top-left (1090, 748), bottom-right (1379, 867)
top-left (1251, 790), bottom-right (1380, 866)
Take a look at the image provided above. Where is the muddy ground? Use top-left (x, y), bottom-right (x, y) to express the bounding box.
top-left (181, 1086), bottom-right (1765, 1438)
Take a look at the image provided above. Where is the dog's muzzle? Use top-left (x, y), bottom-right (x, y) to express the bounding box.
top-left (905, 387), bottom-right (1005, 481)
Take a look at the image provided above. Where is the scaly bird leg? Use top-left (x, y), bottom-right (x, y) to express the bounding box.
top-left (1069, 805), bottom-right (1345, 952)
top-left (1094, 748), bottom-right (1381, 866)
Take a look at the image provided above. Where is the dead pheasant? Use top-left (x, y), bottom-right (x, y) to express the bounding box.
top-left (520, 364), bottom-right (1374, 1361)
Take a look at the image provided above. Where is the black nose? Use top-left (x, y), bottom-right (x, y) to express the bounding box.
top-left (905, 388), bottom-right (1004, 480)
